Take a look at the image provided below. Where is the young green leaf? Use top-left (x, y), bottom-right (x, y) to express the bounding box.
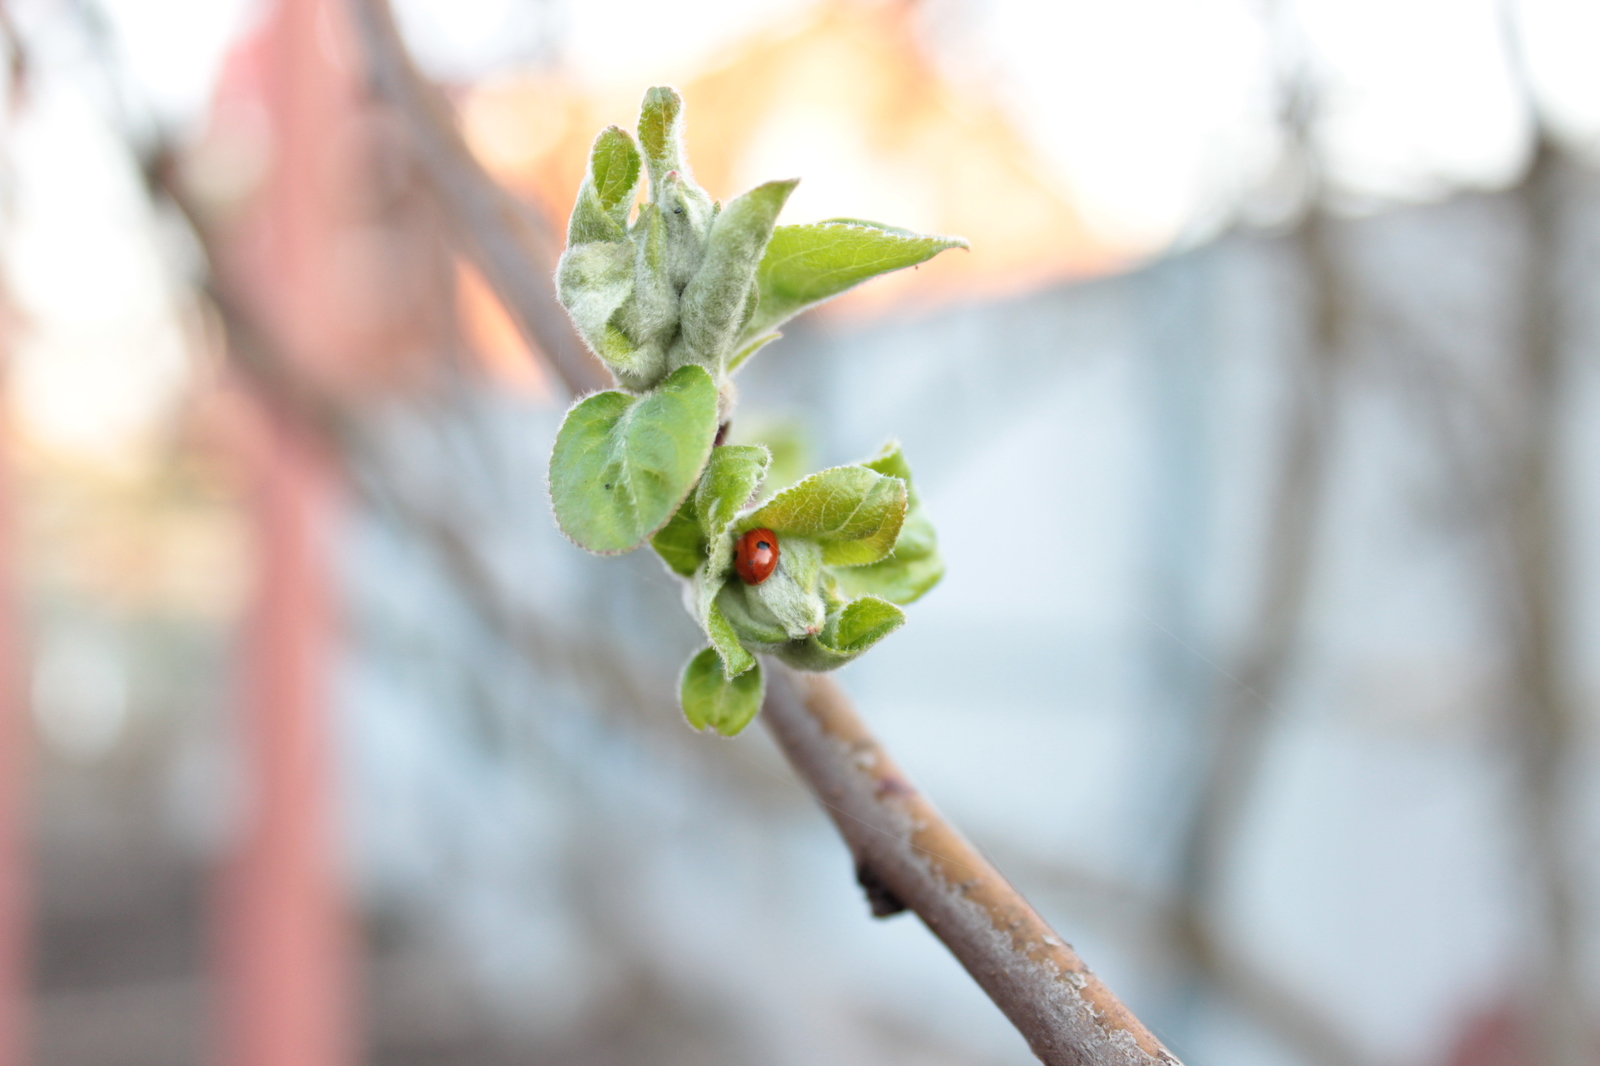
top-left (654, 445), bottom-right (769, 579)
top-left (648, 499), bottom-right (702, 576)
top-left (827, 595), bottom-right (905, 652)
top-left (833, 549), bottom-right (945, 605)
top-left (743, 220), bottom-right (968, 341)
top-left (637, 88), bottom-right (715, 293)
top-left (727, 331), bottom-right (781, 372)
top-left (704, 597), bottom-right (756, 678)
top-left (680, 647), bottom-right (764, 736)
top-left (680, 179), bottom-right (797, 369)
top-left (694, 444), bottom-right (770, 538)
top-left (835, 440), bottom-right (943, 603)
top-left (565, 127), bottom-right (640, 245)
top-left (740, 465), bottom-right (906, 567)
top-left (770, 595), bottom-right (906, 671)
top-left (638, 86), bottom-right (687, 182)
top-left (548, 364), bottom-right (719, 554)
top-left (589, 126), bottom-right (641, 216)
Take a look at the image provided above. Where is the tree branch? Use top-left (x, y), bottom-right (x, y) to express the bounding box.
top-left (339, 4), bottom-right (1183, 1061)
top-left (344, 0), bottom-right (610, 397)
top-left (763, 667), bottom-right (1179, 1065)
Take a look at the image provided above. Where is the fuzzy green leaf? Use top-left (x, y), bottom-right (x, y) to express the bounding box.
top-left (834, 548), bottom-right (944, 605)
top-left (744, 220), bottom-right (968, 340)
top-left (770, 595), bottom-right (906, 671)
top-left (695, 445), bottom-right (770, 538)
top-left (680, 647), bottom-right (764, 736)
top-left (548, 364), bottom-right (718, 554)
top-left (650, 445), bottom-right (769, 577)
top-left (704, 598), bottom-right (756, 677)
top-left (740, 465), bottom-right (906, 567)
top-left (636, 87), bottom-right (714, 294)
top-left (590, 126), bottom-right (641, 214)
top-left (728, 331), bottom-right (781, 372)
top-left (565, 128), bottom-right (639, 245)
top-left (836, 440), bottom-right (943, 604)
top-left (861, 438), bottom-right (913, 486)
top-left (649, 500), bottom-right (702, 576)
top-left (827, 595), bottom-right (905, 652)
top-left (680, 179), bottom-right (797, 369)
top-left (638, 86), bottom-right (686, 180)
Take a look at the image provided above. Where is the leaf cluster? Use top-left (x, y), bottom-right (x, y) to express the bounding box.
top-left (547, 88), bottom-right (964, 736)
top-left (657, 441), bottom-right (943, 735)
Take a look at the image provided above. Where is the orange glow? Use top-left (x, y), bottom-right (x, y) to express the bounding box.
top-left (461, 0), bottom-right (1128, 332)
top-left (455, 259), bottom-right (553, 400)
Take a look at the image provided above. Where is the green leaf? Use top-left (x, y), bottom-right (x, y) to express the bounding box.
top-left (744, 220), bottom-right (968, 340)
top-left (860, 438), bottom-right (913, 486)
top-left (704, 597), bottom-right (756, 677)
top-left (649, 498), bottom-right (702, 576)
top-left (650, 444), bottom-right (769, 578)
top-left (680, 647), bottom-right (764, 736)
top-left (680, 179), bottom-right (797, 369)
top-left (548, 364), bottom-right (718, 554)
top-left (589, 126), bottom-right (641, 214)
top-left (556, 242), bottom-right (633, 347)
top-left (837, 440), bottom-right (944, 604)
top-left (826, 595), bottom-right (905, 652)
top-left (636, 87), bottom-right (714, 291)
top-left (727, 331), bottom-right (780, 372)
top-left (565, 127), bottom-right (640, 245)
top-left (834, 549), bottom-right (945, 605)
top-left (695, 445), bottom-right (770, 538)
top-left (637, 86), bottom-right (686, 180)
top-left (770, 595), bottom-right (905, 671)
top-left (740, 465), bottom-right (906, 567)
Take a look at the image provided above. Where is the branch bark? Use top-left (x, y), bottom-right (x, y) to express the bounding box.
top-left (345, 0), bottom-right (609, 397)
top-left (763, 667), bottom-right (1179, 1065)
top-left (339, 4), bottom-right (1182, 1062)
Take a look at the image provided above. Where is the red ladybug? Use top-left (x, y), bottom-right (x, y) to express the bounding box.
top-left (735, 528), bottom-right (779, 585)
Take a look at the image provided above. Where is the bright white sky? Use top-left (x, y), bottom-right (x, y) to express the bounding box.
top-left (4, 0), bottom-right (1599, 463)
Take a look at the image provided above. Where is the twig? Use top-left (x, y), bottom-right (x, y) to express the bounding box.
top-left (339, 2), bottom-right (1184, 1061)
top-left (344, 0), bottom-right (609, 397)
top-left (763, 667), bottom-right (1179, 1065)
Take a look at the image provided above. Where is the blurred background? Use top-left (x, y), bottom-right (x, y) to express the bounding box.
top-left (0, 0), bottom-right (1595, 1064)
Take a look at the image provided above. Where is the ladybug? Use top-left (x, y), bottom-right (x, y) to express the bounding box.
top-left (734, 528), bottom-right (779, 585)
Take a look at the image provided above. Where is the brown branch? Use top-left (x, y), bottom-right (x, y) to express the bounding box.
top-left (344, 0), bottom-right (610, 397)
top-left (339, 4), bottom-right (1183, 1061)
top-left (763, 667), bottom-right (1179, 1065)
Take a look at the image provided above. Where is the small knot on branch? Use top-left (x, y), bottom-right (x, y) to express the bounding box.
top-left (855, 861), bottom-right (908, 918)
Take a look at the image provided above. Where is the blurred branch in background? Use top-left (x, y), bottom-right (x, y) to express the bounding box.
top-left (1168, 10), bottom-right (1366, 1064)
top-left (1504, 138), bottom-right (1585, 1066)
top-left (345, 0), bottom-right (607, 397)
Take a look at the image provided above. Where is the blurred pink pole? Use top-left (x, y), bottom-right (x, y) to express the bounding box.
top-left (0, 403), bottom-right (28, 1066)
top-left (210, 0), bottom-right (361, 1063)
top-left (214, 407), bottom-right (351, 1066)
